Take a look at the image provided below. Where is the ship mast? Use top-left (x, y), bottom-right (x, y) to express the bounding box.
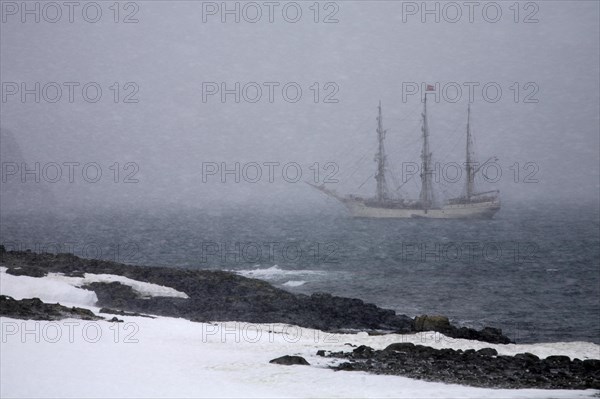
top-left (465, 104), bottom-right (475, 200)
top-left (419, 93), bottom-right (434, 209)
top-left (374, 101), bottom-right (389, 202)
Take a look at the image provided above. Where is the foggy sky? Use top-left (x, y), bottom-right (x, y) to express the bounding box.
top-left (1, 1), bottom-right (598, 214)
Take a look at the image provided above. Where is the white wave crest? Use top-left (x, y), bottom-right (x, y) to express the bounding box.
top-left (235, 265), bottom-right (326, 280)
top-left (282, 280), bottom-right (307, 287)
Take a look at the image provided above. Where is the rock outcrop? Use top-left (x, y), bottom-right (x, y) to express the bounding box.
top-left (269, 355), bottom-right (310, 366)
top-left (0, 295), bottom-right (101, 321)
top-left (414, 314), bottom-right (511, 344)
top-left (326, 343), bottom-right (600, 389)
top-left (0, 250), bottom-right (511, 343)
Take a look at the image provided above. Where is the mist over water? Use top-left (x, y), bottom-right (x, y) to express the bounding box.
top-left (1, 1), bottom-right (599, 211)
top-left (1, 1), bottom-right (599, 345)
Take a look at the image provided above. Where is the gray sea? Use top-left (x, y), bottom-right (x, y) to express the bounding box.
top-left (1, 202), bottom-right (598, 344)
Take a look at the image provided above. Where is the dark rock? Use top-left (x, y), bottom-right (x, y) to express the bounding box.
top-left (545, 355), bottom-right (571, 365)
top-left (6, 266), bottom-right (47, 278)
top-left (109, 316), bottom-right (124, 323)
top-left (353, 345), bottom-right (375, 357)
top-left (449, 326), bottom-right (511, 344)
top-left (306, 292), bottom-right (413, 332)
top-left (326, 342), bottom-right (600, 389)
top-left (316, 350), bottom-right (326, 356)
top-left (83, 282), bottom-right (139, 304)
top-left (99, 307), bottom-right (156, 319)
top-left (414, 315), bottom-right (450, 331)
top-left (413, 315), bottom-right (511, 344)
top-left (582, 359), bottom-right (600, 371)
top-left (269, 355), bottom-right (310, 366)
top-left (0, 295), bottom-right (102, 321)
top-left (515, 352), bottom-right (540, 362)
top-left (479, 327), bottom-right (510, 344)
top-left (384, 342), bottom-right (415, 352)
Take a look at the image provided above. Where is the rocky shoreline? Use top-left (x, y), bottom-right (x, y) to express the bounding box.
top-left (0, 247), bottom-right (510, 344)
top-left (0, 295), bottom-right (101, 321)
top-left (1, 248), bottom-right (599, 390)
top-left (320, 343), bottom-right (600, 390)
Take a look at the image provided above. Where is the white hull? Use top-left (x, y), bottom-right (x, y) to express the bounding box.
top-left (344, 199), bottom-right (500, 219)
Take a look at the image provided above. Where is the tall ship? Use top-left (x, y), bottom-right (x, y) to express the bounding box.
top-left (308, 91), bottom-right (501, 219)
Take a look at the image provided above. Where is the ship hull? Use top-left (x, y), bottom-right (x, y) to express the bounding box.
top-left (344, 199), bottom-right (500, 219)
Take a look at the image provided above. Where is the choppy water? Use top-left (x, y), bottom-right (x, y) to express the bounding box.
top-left (1, 203), bottom-right (598, 344)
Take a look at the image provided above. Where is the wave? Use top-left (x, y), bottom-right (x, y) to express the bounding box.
top-left (282, 280), bottom-right (307, 287)
top-left (234, 265), bottom-right (326, 280)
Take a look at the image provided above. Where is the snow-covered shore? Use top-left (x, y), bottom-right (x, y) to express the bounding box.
top-left (2, 314), bottom-right (599, 398)
top-left (1, 264), bottom-right (599, 398)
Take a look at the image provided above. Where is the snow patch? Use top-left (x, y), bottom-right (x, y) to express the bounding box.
top-left (48, 273), bottom-right (189, 299)
top-left (0, 268), bottom-right (98, 307)
top-left (0, 267), bottom-right (188, 308)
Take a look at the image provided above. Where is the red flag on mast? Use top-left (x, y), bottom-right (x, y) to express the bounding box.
top-left (426, 84), bottom-right (435, 91)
